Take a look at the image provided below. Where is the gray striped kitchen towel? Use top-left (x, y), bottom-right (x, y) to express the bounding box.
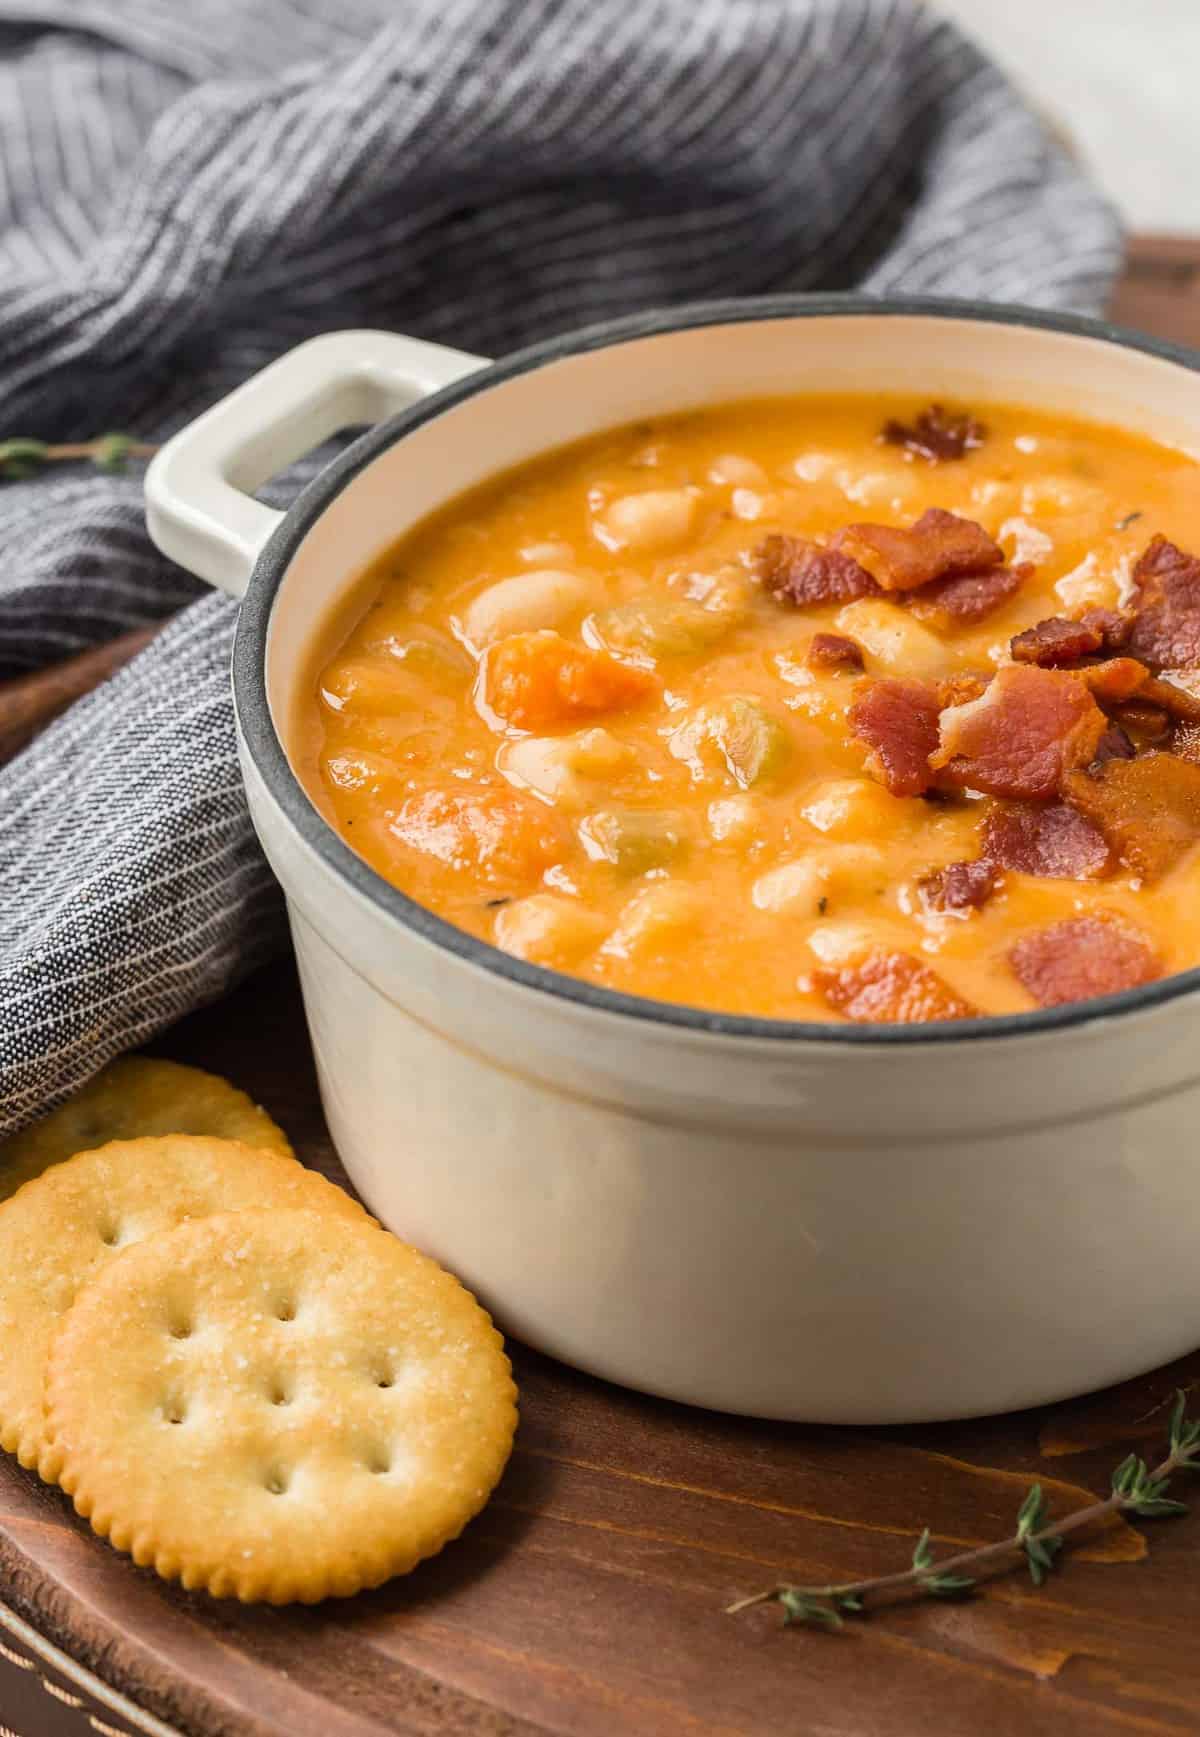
top-left (0, 0), bottom-right (1121, 1138)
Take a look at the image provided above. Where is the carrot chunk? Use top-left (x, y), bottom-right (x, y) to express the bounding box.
top-left (483, 630), bottom-right (657, 731)
top-left (390, 785), bottom-right (567, 893)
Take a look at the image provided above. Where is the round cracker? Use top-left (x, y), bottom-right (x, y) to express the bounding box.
top-left (45, 1209), bottom-right (517, 1603)
top-left (0, 1058), bottom-right (293, 1202)
top-left (0, 1135), bottom-right (367, 1478)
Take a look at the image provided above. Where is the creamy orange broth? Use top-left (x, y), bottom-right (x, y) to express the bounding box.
top-left (295, 396), bottom-right (1200, 1021)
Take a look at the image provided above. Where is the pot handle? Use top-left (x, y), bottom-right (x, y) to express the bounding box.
top-left (144, 329), bottom-right (487, 598)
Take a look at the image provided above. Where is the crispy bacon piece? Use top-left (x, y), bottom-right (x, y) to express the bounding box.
top-left (1009, 914), bottom-right (1161, 1009)
top-left (1079, 606), bottom-right (1133, 652)
top-left (1081, 657), bottom-right (1149, 704)
top-left (848, 676), bottom-right (940, 798)
top-left (1063, 751), bottom-right (1200, 881)
top-left (982, 802), bottom-right (1110, 880)
top-left (880, 403), bottom-right (986, 463)
top-left (813, 952), bottom-right (977, 1023)
top-left (908, 562), bottom-right (1027, 629)
top-left (1111, 701), bottom-right (1171, 743)
top-left (807, 631), bottom-right (864, 672)
top-left (1010, 616), bottom-right (1103, 666)
top-left (755, 534), bottom-right (879, 606)
top-left (1127, 535), bottom-right (1200, 670)
top-left (1136, 672), bottom-right (1200, 724)
top-left (836, 508), bottom-right (1003, 593)
top-left (918, 859), bottom-right (997, 913)
top-left (930, 665), bottom-right (1107, 801)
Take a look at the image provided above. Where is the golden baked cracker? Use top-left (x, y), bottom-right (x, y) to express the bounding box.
top-left (0, 1058), bottom-right (293, 1201)
top-left (45, 1209), bottom-right (517, 1603)
top-left (0, 1135), bottom-right (367, 1478)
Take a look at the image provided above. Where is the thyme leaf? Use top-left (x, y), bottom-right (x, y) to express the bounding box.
top-left (727, 1390), bottom-right (1200, 1631)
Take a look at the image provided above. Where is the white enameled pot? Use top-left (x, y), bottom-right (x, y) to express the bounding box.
top-left (145, 299), bottom-right (1200, 1423)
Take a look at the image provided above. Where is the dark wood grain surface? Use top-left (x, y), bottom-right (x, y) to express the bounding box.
top-left (2, 237), bottom-right (1200, 1737)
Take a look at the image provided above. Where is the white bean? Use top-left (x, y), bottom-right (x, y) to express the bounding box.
top-left (708, 454), bottom-right (767, 489)
top-left (597, 489), bottom-right (696, 552)
top-left (498, 728), bottom-right (630, 810)
top-left (493, 894), bottom-right (608, 966)
top-left (800, 778), bottom-right (911, 840)
top-left (463, 569), bottom-right (596, 647)
top-left (752, 844), bottom-right (885, 914)
top-left (835, 598), bottom-right (946, 678)
top-left (602, 883), bottom-right (704, 956)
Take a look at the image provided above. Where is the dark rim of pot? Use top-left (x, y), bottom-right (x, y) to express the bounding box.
top-left (233, 293), bottom-right (1200, 1044)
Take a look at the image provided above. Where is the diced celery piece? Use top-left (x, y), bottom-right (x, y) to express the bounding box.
top-left (578, 808), bottom-right (688, 873)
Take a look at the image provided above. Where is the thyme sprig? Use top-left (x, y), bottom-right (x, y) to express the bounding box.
top-left (0, 434), bottom-right (156, 481)
top-left (728, 1391), bottom-right (1200, 1630)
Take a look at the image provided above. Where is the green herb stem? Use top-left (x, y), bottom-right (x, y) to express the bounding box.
top-left (728, 1392), bottom-right (1200, 1628)
top-left (0, 434), bottom-right (157, 481)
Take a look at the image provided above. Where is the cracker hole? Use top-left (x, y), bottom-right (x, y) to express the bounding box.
top-left (264, 1467), bottom-right (290, 1496)
top-left (267, 1378), bottom-right (293, 1407)
top-left (160, 1397), bottom-right (187, 1426)
top-left (167, 1318), bottom-right (193, 1341)
top-left (98, 1223), bottom-right (120, 1248)
top-left (366, 1447), bottom-right (392, 1476)
top-left (375, 1372), bottom-right (395, 1390)
top-left (274, 1299), bottom-right (297, 1323)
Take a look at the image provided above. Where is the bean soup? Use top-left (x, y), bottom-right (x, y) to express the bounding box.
top-left (294, 396), bottom-right (1200, 1023)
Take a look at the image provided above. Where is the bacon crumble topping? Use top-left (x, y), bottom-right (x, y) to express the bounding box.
top-left (1010, 616), bottom-right (1103, 666)
top-left (880, 404), bottom-right (986, 464)
top-left (982, 801), bottom-right (1110, 880)
top-left (930, 665), bottom-right (1108, 801)
top-left (807, 631), bottom-right (864, 672)
top-left (1008, 915), bottom-right (1161, 1008)
top-left (1127, 535), bottom-right (1200, 670)
top-left (1079, 606), bottom-right (1133, 652)
top-left (1063, 751), bottom-right (1200, 881)
top-left (758, 508), bottom-right (1200, 1018)
top-left (847, 676), bottom-right (941, 797)
top-left (755, 534), bottom-right (879, 606)
top-left (813, 951), bottom-right (977, 1023)
top-left (907, 562), bottom-right (1027, 629)
top-left (836, 508), bottom-right (1004, 593)
top-left (918, 859), bottom-right (997, 913)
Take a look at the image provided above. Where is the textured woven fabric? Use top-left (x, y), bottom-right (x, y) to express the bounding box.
top-left (0, 0), bottom-right (1121, 1136)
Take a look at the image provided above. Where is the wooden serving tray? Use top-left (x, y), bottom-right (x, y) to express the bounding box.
top-left (3, 238), bottom-right (1200, 1737)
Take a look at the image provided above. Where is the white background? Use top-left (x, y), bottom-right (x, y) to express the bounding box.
top-left (939, 0), bottom-right (1197, 232)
